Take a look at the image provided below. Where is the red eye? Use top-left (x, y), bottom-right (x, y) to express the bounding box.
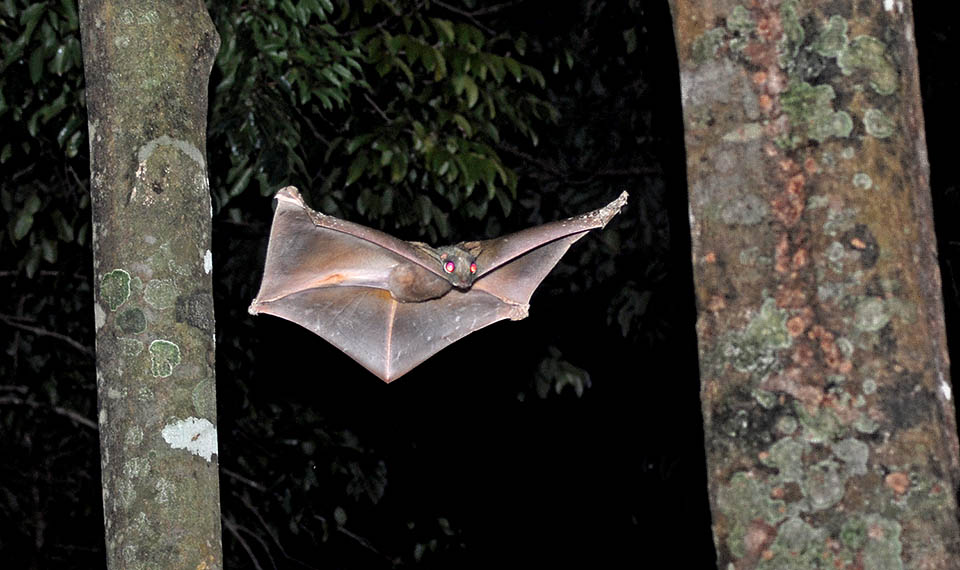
top-left (469, 262), bottom-right (477, 274)
top-left (444, 261), bottom-right (456, 273)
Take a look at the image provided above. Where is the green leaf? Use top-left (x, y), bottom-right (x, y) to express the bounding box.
top-left (29, 45), bottom-right (44, 84)
top-left (346, 153), bottom-right (369, 185)
top-left (228, 165), bottom-right (254, 197)
top-left (50, 209), bottom-right (74, 242)
top-left (24, 193), bottom-right (41, 214)
top-left (13, 212), bottom-right (34, 240)
top-left (41, 237), bottom-right (57, 263)
top-left (50, 44), bottom-right (67, 75)
top-left (24, 245), bottom-right (41, 278)
top-left (451, 114), bottom-right (472, 137)
top-left (623, 28), bottom-right (637, 55)
top-left (514, 36), bottom-right (526, 56)
top-left (345, 134), bottom-right (373, 154)
top-left (504, 57), bottom-right (522, 82)
top-left (431, 18), bottom-right (455, 42)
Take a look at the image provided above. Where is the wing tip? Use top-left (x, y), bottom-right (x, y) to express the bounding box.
top-left (275, 185), bottom-right (302, 201)
top-left (597, 191), bottom-right (629, 227)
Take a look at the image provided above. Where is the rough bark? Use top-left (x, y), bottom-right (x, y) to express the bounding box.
top-left (669, 1), bottom-right (960, 567)
top-left (79, 1), bottom-right (222, 568)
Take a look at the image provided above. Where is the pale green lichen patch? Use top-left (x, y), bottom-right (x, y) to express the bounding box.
top-left (119, 338), bottom-right (144, 357)
top-left (721, 193), bottom-right (768, 225)
top-left (149, 339), bottom-right (181, 378)
top-left (777, 0), bottom-right (804, 68)
top-left (776, 415), bottom-right (798, 435)
top-left (762, 517), bottom-right (825, 569)
top-left (718, 471), bottom-right (787, 557)
top-left (125, 425), bottom-right (144, 447)
top-left (853, 172), bottom-right (873, 189)
top-left (812, 15), bottom-right (848, 58)
top-left (722, 122), bottom-right (764, 142)
top-left (762, 436), bottom-right (807, 482)
top-left (780, 80), bottom-right (852, 147)
top-left (864, 108), bottom-right (895, 138)
top-left (726, 5), bottom-right (754, 52)
top-left (154, 477), bottom-right (174, 503)
top-left (861, 515), bottom-right (904, 570)
top-left (802, 459), bottom-right (846, 510)
top-left (117, 308), bottom-right (146, 334)
top-left (122, 456), bottom-right (151, 479)
top-left (191, 379), bottom-right (216, 418)
top-left (795, 402), bottom-right (843, 443)
top-left (101, 269), bottom-right (132, 311)
top-left (838, 35), bottom-right (898, 96)
top-left (833, 437), bottom-right (869, 476)
top-left (721, 298), bottom-right (792, 378)
top-left (691, 27), bottom-right (725, 65)
top-left (854, 297), bottom-right (891, 332)
top-left (840, 515), bottom-right (867, 549)
top-left (144, 278), bottom-right (177, 309)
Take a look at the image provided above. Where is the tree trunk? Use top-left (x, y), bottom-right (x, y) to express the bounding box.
top-left (79, 1), bottom-right (222, 567)
top-left (669, 1), bottom-right (960, 567)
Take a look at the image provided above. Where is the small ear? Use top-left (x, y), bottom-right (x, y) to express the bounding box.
top-left (439, 252), bottom-right (449, 260)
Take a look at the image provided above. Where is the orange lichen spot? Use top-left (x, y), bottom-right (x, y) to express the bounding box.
top-left (850, 237), bottom-right (867, 249)
top-left (804, 157), bottom-right (818, 174)
top-left (756, 16), bottom-right (779, 42)
top-left (787, 173), bottom-right (805, 196)
top-left (704, 251), bottom-right (717, 263)
top-left (708, 295), bottom-right (727, 312)
top-left (764, 144), bottom-right (779, 157)
top-left (753, 70), bottom-right (768, 85)
top-left (761, 549), bottom-right (774, 561)
top-left (885, 472), bottom-right (910, 495)
top-left (779, 159), bottom-right (797, 172)
top-left (759, 93), bottom-right (773, 112)
top-left (837, 360), bottom-right (853, 374)
top-left (792, 343), bottom-right (815, 366)
top-left (775, 286), bottom-right (806, 308)
top-left (770, 486), bottom-right (785, 499)
top-left (787, 316), bottom-right (808, 337)
top-left (791, 248), bottom-right (809, 270)
top-left (771, 192), bottom-right (804, 226)
top-left (745, 520), bottom-right (777, 557)
top-left (758, 451), bottom-right (770, 461)
top-left (808, 324), bottom-right (830, 341)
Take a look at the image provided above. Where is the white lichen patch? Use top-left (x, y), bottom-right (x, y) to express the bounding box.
top-left (204, 249), bottom-right (213, 274)
top-left (154, 477), bottom-right (174, 503)
top-left (94, 303), bottom-right (106, 330)
top-left (123, 456), bottom-right (151, 479)
top-left (883, 0), bottom-right (904, 13)
top-left (940, 378), bottom-right (952, 401)
top-left (161, 416), bottom-right (218, 461)
top-left (137, 135), bottom-right (205, 169)
top-left (125, 426), bottom-right (144, 447)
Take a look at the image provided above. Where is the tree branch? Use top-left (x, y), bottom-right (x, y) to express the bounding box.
top-left (0, 314), bottom-right (94, 357)
top-left (0, 396), bottom-right (97, 430)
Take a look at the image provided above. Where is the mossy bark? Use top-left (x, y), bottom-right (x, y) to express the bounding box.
top-left (79, 1), bottom-right (222, 568)
top-left (669, 1), bottom-right (960, 567)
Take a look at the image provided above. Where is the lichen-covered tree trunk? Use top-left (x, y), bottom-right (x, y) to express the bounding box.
top-left (79, 1), bottom-right (222, 567)
top-left (669, 1), bottom-right (960, 567)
